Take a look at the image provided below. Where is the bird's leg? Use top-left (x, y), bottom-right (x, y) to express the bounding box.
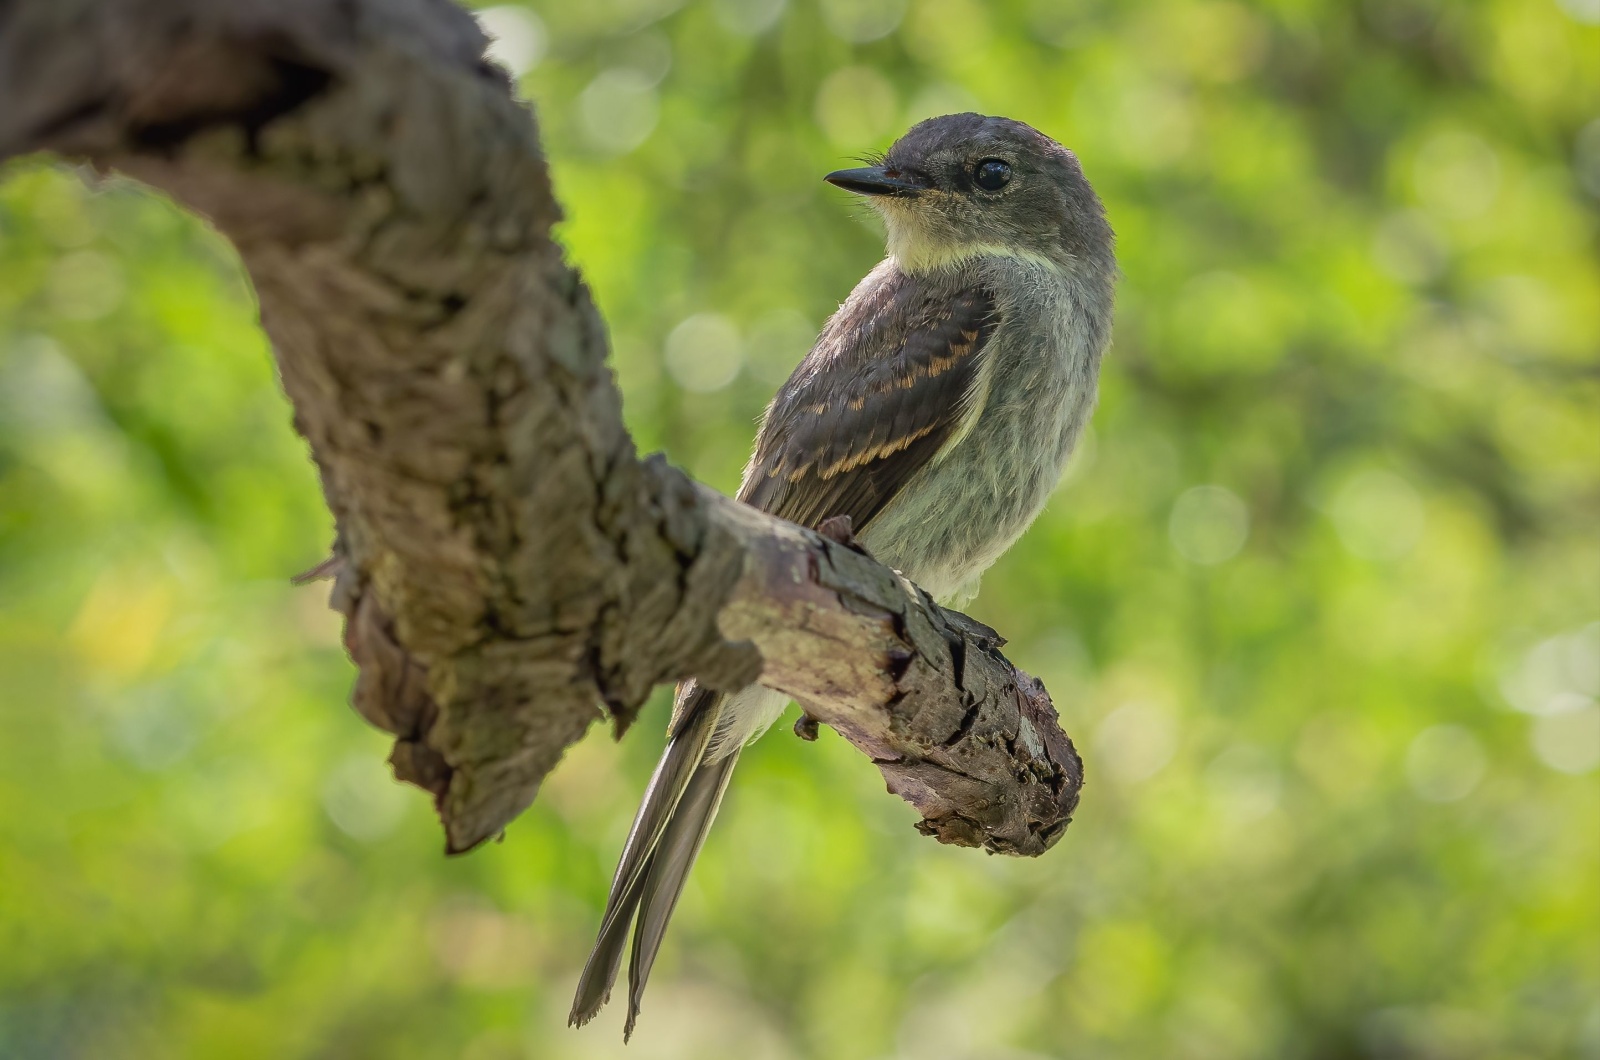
top-left (815, 514), bottom-right (862, 550)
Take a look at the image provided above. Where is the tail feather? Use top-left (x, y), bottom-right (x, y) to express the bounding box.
top-left (623, 751), bottom-right (739, 1041)
top-left (567, 852), bottom-right (645, 1026)
top-left (568, 685), bottom-right (723, 1029)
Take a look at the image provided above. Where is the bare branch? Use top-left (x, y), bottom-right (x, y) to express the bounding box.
top-left (0, 0), bottom-right (1082, 856)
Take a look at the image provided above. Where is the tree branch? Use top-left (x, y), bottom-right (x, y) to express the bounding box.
top-left (0, 0), bottom-right (1083, 856)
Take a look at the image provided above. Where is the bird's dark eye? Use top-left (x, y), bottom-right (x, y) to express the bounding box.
top-left (973, 158), bottom-right (1011, 191)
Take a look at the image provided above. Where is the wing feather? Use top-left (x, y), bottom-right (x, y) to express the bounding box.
top-left (739, 267), bottom-right (999, 533)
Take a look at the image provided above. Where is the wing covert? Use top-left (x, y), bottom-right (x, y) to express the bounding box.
top-left (738, 269), bottom-right (998, 533)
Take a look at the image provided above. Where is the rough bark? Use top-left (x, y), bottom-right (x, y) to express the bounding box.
top-left (0, 0), bottom-right (1083, 856)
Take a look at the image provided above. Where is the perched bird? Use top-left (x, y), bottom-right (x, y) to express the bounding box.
top-left (570, 113), bottom-right (1117, 1038)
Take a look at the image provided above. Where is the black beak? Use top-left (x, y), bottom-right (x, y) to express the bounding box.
top-left (823, 166), bottom-right (928, 197)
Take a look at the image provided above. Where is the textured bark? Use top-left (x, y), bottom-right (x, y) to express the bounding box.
top-left (0, 0), bottom-right (1082, 856)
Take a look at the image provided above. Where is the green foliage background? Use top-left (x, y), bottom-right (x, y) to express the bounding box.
top-left (2, 0), bottom-right (1597, 1056)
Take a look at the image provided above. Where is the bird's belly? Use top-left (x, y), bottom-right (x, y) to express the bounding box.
top-left (861, 454), bottom-right (1049, 602)
top-left (861, 378), bottom-right (1090, 604)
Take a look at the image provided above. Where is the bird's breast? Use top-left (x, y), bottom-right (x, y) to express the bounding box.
top-left (859, 275), bottom-right (1101, 603)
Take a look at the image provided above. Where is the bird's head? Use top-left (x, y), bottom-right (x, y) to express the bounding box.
top-left (825, 113), bottom-right (1112, 276)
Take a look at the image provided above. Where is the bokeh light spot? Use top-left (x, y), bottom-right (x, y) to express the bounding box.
top-left (1499, 624), bottom-right (1600, 715)
top-left (814, 66), bottom-right (899, 147)
top-left (1094, 701), bottom-right (1179, 784)
top-left (1556, 0), bottom-right (1600, 24)
top-left (579, 68), bottom-right (660, 155)
top-left (1531, 701), bottom-right (1600, 775)
top-left (476, 6), bottom-right (547, 78)
top-left (664, 312), bottom-right (744, 393)
top-left (903, 0), bottom-right (993, 65)
top-left (1405, 725), bottom-right (1487, 803)
top-left (713, 0), bottom-right (787, 36)
top-left (321, 753), bottom-right (408, 842)
top-left (819, 0), bottom-right (907, 43)
top-left (904, 83), bottom-right (981, 128)
top-left (1169, 485), bottom-right (1249, 566)
top-left (745, 307), bottom-right (815, 386)
top-left (111, 682), bottom-right (199, 772)
top-left (1331, 469), bottom-right (1426, 561)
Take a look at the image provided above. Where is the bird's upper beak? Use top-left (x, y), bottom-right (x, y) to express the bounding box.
top-left (823, 166), bottom-right (929, 198)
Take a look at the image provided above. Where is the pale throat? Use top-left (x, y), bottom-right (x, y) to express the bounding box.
top-left (880, 210), bottom-right (1057, 276)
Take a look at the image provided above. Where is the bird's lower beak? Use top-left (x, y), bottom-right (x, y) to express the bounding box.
top-left (823, 166), bottom-right (928, 197)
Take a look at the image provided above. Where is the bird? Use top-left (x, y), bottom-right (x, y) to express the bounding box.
top-left (569, 112), bottom-right (1117, 1038)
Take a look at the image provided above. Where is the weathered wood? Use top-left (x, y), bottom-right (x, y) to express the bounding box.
top-left (0, 0), bottom-right (1082, 857)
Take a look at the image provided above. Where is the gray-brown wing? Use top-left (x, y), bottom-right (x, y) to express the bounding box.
top-left (739, 271), bottom-right (998, 532)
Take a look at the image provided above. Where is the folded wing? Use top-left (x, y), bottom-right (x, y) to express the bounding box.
top-left (739, 269), bottom-right (999, 532)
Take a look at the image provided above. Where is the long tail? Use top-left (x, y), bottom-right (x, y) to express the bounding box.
top-left (624, 748), bottom-right (737, 1039)
top-left (568, 685), bottom-right (736, 1037)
